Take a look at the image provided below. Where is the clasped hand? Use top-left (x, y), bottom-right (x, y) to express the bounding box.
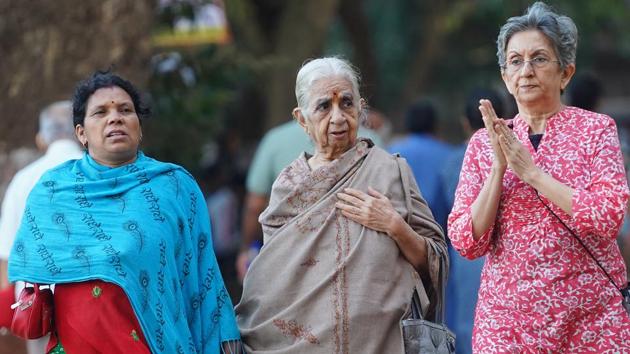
top-left (335, 187), bottom-right (401, 236)
top-left (479, 99), bottom-right (538, 182)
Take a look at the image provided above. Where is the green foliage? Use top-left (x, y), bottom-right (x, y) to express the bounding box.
top-left (326, 0), bottom-right (629, 139)
top-left (365, 0), bottom-right (422, 111)
top-left (144, 45), bottom-right (256, 176)
top-left (148, 0), bottom-right (630, 155)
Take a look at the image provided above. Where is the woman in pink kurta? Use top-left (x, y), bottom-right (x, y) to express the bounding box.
top-left (448, 2), bottom-right (630, 353)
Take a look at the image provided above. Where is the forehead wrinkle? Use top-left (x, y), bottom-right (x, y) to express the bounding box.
top-left (93, 97), bottom-right (132, 106)
top-left (530, 48), bottom-right (552, 56)
top-left (507, 33), bottom-right (554, 52)
top-left (314, 96), bottom-right (331, 106)
top-left (339, 92), bottom-right (354, 100)
top-left (508, 47), bottom-right (551, 56)
top-left (311, 90), bottom-right (354, 107)
top-left (88, 100), bottom-right (132, 116)
top-left (87, 101), bottom-right (106, 112)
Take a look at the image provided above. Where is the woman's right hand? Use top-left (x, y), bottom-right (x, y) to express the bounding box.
top-left (479, 99), bottom-right (507, 171)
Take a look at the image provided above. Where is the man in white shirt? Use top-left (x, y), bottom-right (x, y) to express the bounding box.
top-left (0, 100), bottom-right (82, 353)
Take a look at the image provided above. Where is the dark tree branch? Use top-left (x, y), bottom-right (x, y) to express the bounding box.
top-left (339, 0), bottom-right (379, 105)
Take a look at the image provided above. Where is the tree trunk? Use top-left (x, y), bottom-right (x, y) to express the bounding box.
top-left (225, 0), bottom-right (341, 130)
top-left (339, 0), bottom-right (379, 105)
top-left (264, 0), bottom-right (341, 129)
top-left (394, 1), bottom-right (474, 128)
top-left (0, 0), bottom-right (155, 156)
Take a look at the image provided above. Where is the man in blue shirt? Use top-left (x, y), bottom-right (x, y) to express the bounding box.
top-left (388, 99), bottom-right (453, 230)
top-left (440, 88), bottom-right (505, 354)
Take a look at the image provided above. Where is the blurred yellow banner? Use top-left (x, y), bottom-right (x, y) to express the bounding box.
top-left (153, 1), bottom-right (230, 47)
top-left (153, 27), bottom-right (230, 47)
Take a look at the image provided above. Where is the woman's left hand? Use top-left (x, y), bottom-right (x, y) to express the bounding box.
top-left (335, 187), bottom-right (401, 235)
top-left (495, 121), bottom-right (539, 182)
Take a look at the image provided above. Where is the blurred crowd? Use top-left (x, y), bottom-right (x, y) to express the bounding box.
top-left (1, 70), bottom-right (629, 353)
top-left (1, 1), bottom-right (630, 351)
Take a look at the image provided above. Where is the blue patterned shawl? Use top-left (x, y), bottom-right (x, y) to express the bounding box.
top-left (8, 152), bottom-right (240, 353)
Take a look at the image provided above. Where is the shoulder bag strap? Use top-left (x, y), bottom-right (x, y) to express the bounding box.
top-left (535, 191), bottom-right (623, 293)
top-left (395, 154), bottom-right (413, 225)
top-left (396, 155), bottom-right (446, 322)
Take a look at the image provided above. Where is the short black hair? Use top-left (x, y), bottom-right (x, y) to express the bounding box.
top-left (72, 70), bottom-right (151, 127)
top-left (404, 99), bottom-right (437, 134)
top-left (464, 88), bottom-right (505, 131)
top-left (568, 73), bottom-right (603, 111)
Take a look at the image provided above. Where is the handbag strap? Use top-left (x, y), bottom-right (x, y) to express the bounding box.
top-left (11, 283), bottom-right (42, 309)
top-left (410, 258), bottom-right (447, 322)
top-left (25, 283), bottom-right (42, 291)
top-left (396, 155), bottom-right (447, 323)
top-left (535, 191), bottom-right (623, 293)
top-left (395, 154), bottom-right (413, 225)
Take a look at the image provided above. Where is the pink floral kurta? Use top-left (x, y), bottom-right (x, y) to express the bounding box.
top-left (448, 106), bottom-right (630, 353)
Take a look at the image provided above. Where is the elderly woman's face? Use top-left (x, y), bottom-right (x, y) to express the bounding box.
top-left (297, 76), bottom-right (360, 159)
top-left (501, 30), bottom-right (574, 108)
top-left (75, 86), bottom-right (142, 167)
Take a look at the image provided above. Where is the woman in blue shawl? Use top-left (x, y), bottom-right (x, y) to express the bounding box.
top-left (8, 71), bottom-right (242, 353)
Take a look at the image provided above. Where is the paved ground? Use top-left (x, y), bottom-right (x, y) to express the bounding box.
top-left (0, 332), bottom-right (26, 354)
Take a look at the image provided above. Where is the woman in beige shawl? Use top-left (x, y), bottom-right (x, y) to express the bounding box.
top-left (236, 57), bottom-right (448, 353)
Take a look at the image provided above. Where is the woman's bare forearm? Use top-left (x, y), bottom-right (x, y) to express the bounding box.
top-left (524, 168), bottom-right (573, 215)
top-left (388, 215), bottom-right (429, 274)
top-left (470, 165), bottom-right (505, 239)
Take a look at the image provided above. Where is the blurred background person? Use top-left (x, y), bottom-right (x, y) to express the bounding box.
top-left (566, 71), bottom-right (603, 111)
top-left (200, 132), bottom-right (246, 303)
top-left (364, 108), bottom-right (393, 145)
top-left (449, 2), bottom-right (630, 352)
top-left (388, 99), bottom-right (454, 230)
top-left (0, 100), bottom-right (82, 354)
top-left (0, 147), bottom-right (39, 353)
top-left (235, 119), bottom-right (310, 282)
top-left (619, 118), bottom-right (630, 278)
top-left (441, 87), bottom-right (505, 354)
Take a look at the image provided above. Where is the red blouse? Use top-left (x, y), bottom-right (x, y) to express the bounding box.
top-left (48, 280), bottom-right (151, 354)
top-left (0, 284), bottom-right (15, 328)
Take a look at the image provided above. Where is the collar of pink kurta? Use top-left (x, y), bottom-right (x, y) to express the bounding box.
top-left (510, 106), bottom-right (569, 157)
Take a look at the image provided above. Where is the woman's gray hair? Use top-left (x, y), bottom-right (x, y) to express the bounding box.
top-left (496, 1), bottom-right (578, 70)
top-left (294, 57), bottom-right (363, 119)
top-left (39, 100), bottom-right (76, 145)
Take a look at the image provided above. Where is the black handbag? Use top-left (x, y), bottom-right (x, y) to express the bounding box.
top-left (396, 154), bottom-right (456, 353)
top-left (401, 259), bottom-right (455, 354)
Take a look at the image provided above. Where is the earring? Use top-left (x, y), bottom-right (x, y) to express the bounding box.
top-left (82, 141), bottom-right (88, 149)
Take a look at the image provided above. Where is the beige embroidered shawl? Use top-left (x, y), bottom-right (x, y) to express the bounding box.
top-left (236, 140), bottom-right (447, 353)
